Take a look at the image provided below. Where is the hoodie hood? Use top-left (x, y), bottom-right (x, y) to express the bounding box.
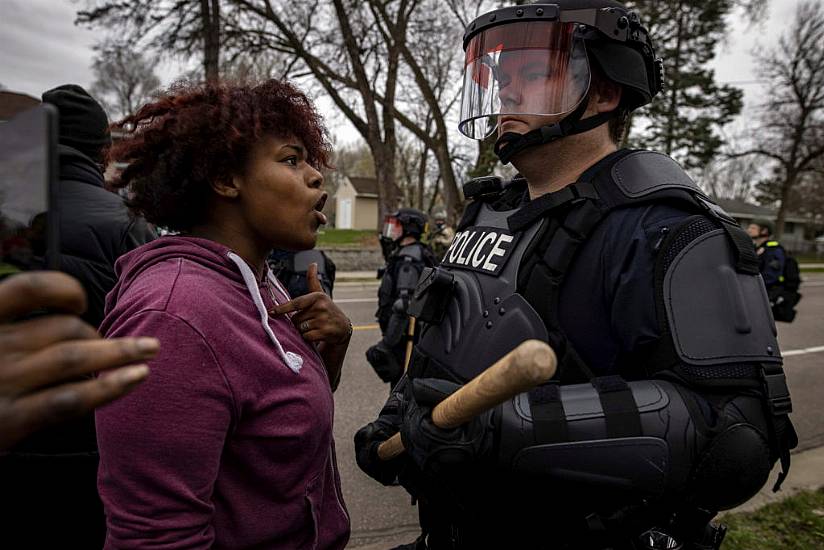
top-left (108, 236), bottom-right (304, 373)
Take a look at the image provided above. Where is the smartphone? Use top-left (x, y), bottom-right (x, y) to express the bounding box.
top-left (0, 104), bottom-right (59, 273)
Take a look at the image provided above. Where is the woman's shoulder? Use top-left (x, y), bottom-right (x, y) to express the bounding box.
top-left (106, 258), bottom-right (246, 328)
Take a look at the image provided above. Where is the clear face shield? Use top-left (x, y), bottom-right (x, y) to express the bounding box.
top-left (459, 21), bottom-right (591, 140)
top-left (382, 214), bottom-right (403, 241)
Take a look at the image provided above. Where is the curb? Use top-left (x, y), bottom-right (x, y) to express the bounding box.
top-left (725, 445), bottom-right (824, 515)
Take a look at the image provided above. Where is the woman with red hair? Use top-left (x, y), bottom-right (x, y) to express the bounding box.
top-left (95, 80), bottom-right (351, 549)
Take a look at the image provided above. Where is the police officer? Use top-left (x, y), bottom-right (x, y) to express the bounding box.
top-left (428, 209), bottom-right (455, 260)
top-left (356, 2), bottom-right (797, 549)
top-left (269, 248), bottom-right (336, 298)
top-left (747, 219), bottom-right (801, 322)
top-left (366, 208), bottom-right (437, 390)
top-left (747, 219), bottom-right (785, 288)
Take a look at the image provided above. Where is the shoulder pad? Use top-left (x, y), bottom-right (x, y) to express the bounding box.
top-left (611, 151), bottom-right (701, 199)
top-left (397, 243), bottom-right (424, 262)
top-left (663, 227), bottom-right (780, 367)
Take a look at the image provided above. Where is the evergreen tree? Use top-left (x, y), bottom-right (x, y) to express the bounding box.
top-left (625, 0), bottom-right (744, 170)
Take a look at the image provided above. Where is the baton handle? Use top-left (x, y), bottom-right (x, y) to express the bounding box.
top-left (377, 339), bottom-right (557, 461)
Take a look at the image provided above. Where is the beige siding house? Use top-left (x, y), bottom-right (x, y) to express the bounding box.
top-left (335, 176), bottom-right (379, 230)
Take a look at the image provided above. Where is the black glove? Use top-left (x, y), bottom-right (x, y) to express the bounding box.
top-left (355, 377), bottom-right (408, 485)
top-left (399, 377), bottom-right (492, 477)
top-left (365, 342), bottom-right (402, 383)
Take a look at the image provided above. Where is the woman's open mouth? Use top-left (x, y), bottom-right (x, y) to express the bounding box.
top-left (313, 193), bottom-right (328, 226)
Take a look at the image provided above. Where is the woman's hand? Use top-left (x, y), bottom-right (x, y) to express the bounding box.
top-left (269, 263), bottom-right (352, 346)
top-left (269, 264), bottom-right (351, 390)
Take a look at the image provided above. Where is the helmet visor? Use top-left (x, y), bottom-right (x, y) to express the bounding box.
top-left (382, 215), bottom-right (403, 241)
top-left (459, 21), bottom-right (590, 140)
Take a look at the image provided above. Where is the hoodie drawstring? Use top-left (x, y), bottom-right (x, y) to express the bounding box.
top-left (227, 252), bottom-right (303, 374)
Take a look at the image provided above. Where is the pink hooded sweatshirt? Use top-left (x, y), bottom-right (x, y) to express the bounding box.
top-left (96, 236), bottom-right (350, 549)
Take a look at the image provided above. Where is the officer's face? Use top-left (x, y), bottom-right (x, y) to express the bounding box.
top-left (747, 224), bottom-right (764, 239)
top-left (496, 50), bottom-right (567, 135)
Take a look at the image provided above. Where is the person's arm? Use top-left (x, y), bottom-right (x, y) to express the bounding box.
top-left (97, 310), bottom-right (234, 549)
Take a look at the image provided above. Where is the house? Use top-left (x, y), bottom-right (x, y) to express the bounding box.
top-left (334, 176), bottom-right (379, 230)
top-left (714, 197), bottom-right (808, 250)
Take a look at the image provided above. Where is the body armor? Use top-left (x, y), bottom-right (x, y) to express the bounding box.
top-left (405, 150), bottom-right (796, 545)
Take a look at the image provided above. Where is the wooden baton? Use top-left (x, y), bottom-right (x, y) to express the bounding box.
top-left (377, 339), bottom-right (557, 461)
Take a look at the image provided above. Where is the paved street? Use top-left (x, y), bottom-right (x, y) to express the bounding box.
top-left (331, 274), bottom-right (824, 548)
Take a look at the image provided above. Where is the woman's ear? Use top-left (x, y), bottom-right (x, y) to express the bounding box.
top-left (210, 175), bottom-right (241, 199)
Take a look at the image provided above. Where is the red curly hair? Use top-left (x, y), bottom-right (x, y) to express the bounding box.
top-left (108, 80), bottom-right (331, 231)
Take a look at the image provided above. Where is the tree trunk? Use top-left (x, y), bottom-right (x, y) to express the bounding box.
top-left (372, 143), bottom-right (399, 227)
top-left (432, 141), bottom-right (462, 223)
top-left (664, 3), bottom-right (685, 156)
top-left (416, 146), bottom-right (428, 211)
top-left (201, 0), bottom-right (220, 82)
top-left (776, 170), bottom-right (796, 238)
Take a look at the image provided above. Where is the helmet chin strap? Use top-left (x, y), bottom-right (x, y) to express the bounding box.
top-left (493, 98), bottom-right (617, 165)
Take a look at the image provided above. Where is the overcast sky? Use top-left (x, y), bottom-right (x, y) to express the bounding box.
top-left (0, 0), bottom-right (802, 142)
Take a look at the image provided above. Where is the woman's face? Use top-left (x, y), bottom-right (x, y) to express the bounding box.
top-left (237, 134), bottom-right (327, 252)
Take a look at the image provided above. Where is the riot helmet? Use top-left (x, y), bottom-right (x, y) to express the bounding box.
top-left (382, 208), bottom-right (427, 241)
top-left (459, 1), bottom-right (664, 163)
top-left (747, 218), bottom-right (774, 239)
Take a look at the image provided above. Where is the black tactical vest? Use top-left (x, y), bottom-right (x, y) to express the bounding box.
top-left (407, 150), bottom-right (767, 386)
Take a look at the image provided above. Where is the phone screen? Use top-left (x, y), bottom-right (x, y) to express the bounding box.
top-left (0, 104), bottom-right (59, 274)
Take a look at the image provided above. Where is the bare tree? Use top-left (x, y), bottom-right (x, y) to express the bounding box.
top-left (89, 41), bottom-right (160, 120)
top-left (228, 0), bottom-right (442, 222)
top-left (77, 0), bottom-right (224, 82)
top-left (699, 156), bottom-right (759, 201)
top-left (728, 1), bottom-right (824, 237)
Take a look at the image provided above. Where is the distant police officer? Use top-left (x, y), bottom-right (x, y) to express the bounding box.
top-left (747, 219), bottom-right (785, 287)
top-left (428, 210), bottom-right (455, 260)
top-left (366, 208), bottom-right (437, 390)
top-left (356, 2), bottom-right (797, 549)
top-left (747, 219), bottom-right (801, 322)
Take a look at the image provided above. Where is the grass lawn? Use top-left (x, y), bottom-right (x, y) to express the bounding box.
top-left (316, 228), bottom-right (378, 247)
top-left (721, 489), bottom-right (824, 549)
top-left (796, 254), bottom-right (824, 263)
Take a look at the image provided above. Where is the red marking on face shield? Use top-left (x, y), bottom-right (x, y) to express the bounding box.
top-left (470, 43), bottom-right (504, 88)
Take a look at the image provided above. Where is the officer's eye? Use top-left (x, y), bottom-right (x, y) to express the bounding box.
top-left (525, 70), bottom-right (551, 81)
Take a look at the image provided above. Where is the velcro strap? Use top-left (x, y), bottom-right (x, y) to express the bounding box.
top-left (721, 219), bottom-right (760, 275)
top-left (508, 185), bottom-right (587, 232)
top-left (696, 197), bottom-right (759, 275)
top-left (762, 365), bottom-right (793, 416)
top-left (528, 383), bottom-right (569, 443)
top-left (592, 376), bottom-right (642, 439)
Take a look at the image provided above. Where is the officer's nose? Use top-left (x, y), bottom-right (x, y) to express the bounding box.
top-left (498, 79), bottom-right (521, 110)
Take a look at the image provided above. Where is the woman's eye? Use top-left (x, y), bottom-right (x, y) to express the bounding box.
top-left (283, 156), bottom-right (298, 166)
